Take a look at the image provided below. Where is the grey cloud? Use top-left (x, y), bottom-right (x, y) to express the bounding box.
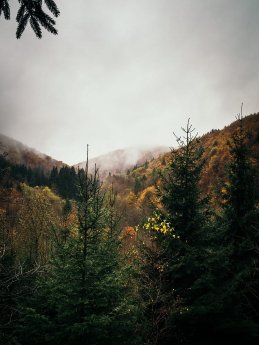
top-left (0, 0), bottom-right (259, 164)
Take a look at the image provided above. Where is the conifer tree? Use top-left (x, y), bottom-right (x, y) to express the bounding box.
top-left (0, 0), bottom-right (60, 38)
top-left (160, 120), bottom-right (212, 343)
top-left (162, 119), bottom-right (205, 244)
top-left (219, 114), bottom-right (259, 342)
top-left (138, 120), bottom-right (210, 345)
top-left (15, 146), bottom-right (140, 345)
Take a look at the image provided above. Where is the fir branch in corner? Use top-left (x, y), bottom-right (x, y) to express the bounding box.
top-left (0, 0), bottom-right (60, 39)
top-left (0, 0), bottom-right (10, 20)
top-left (44, 0), bottom-right (60, 17)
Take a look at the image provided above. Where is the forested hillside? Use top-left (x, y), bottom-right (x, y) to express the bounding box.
top-left (0, 134), bottom-right (65, 173)
top-left (108, 113), bottom-right (259, 229)
top-left (76, 146), bottom-right (169, 179)
top-left (0, 114), bottom-right (258, 345)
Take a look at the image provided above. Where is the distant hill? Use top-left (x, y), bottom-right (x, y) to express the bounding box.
top-left (137, 113), bottom-right (258, 188)
top-left (104, 113), bottom-right (259, 228)
top-left (75, 146), bottom-right (169, 179)
top-left (0, 133), bottom-right (66, 173)
top-left (198, 113), bottom-right (259, 195)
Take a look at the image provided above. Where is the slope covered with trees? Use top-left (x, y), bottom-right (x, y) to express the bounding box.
top-left (135, 114), bottom-right (258, 344)
top-left (107, 113), bottom-right (258, 230)
top-left (0, 113), bottom-right (258, 344)
top-left (0, 133), bottom-right (65, 173)
top-left (75, 146), bottom-right (169, 180)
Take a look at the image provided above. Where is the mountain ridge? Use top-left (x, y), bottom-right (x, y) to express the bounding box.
top-left (1, 113), bottom-right (258, 179)
top-left (0, 133), bottom-right (66, 173)
top-left (75, 146), bottom-right (170, 178)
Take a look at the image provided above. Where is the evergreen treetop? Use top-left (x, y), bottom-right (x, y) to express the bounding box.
top-left (162, 119), bottom-right (206, 244)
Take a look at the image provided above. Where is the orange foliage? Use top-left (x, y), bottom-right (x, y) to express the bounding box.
top-left (110, 113), bottom-right (259, 226)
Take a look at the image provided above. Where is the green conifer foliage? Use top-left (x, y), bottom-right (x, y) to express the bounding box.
top-left (160, 120), bottom-right (211, 343)
top-left (15, 149), bottom-right (140, 345)
top-left (226, 117), bottom-right (257, 241)
top-left (0, 0), bottom-right (60, 38)
top-left (219, 116), bottom-right (259, 342)
top-left (162, 119), bottom-right (205, 245)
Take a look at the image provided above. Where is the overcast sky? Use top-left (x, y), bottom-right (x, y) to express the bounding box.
top-left (0, 0), bottom-right (258, 165)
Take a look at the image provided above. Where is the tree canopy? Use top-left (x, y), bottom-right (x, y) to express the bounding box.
top-left (0, 115), bottom-right (258, 344)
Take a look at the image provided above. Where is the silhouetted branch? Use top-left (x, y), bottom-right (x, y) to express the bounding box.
top-left (0, 0), bottom-right (60, 38)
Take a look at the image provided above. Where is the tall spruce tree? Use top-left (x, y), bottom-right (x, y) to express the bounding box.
top-left (14, 146), bottom-right (140, 345)
top-left (162, 118), bottom-right (206, 265)
top-left (161, 120), bottom-right (212, 344)
top-left (218, 115), bottom-right (259, 342)
top-left (138, 120), bottom-right (210, 345)
top-left (163, 120), bottom-right (205, 240)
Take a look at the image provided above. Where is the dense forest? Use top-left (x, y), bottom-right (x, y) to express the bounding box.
top-left (0, 114), bottom-right (258, 345)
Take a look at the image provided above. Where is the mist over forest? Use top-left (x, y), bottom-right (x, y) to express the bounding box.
top-left (1, 1), bottom-right (259, 344)
top-left (1, 113), bottom-right (258, 344)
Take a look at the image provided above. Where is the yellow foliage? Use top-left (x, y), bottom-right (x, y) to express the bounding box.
top-left (143, 211), bottom-right (175, 236)
top-left (221, 187), bottom-right (227, 194)
top-left (14, 183), bottom-right (65, 264)
top-left (137, 186), bottom-right (161, 209)
top-left (126, 191), bottom-right (138, 205)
